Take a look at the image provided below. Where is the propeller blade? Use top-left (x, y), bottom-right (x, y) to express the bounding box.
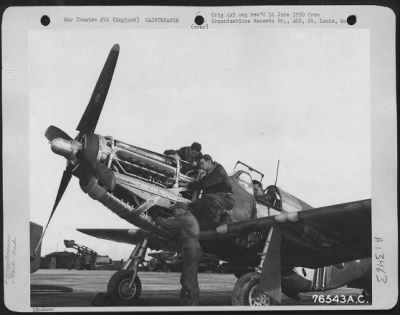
top-left (45, 125), bottom-right (72, 141)
top-left (76, 44), bottom-right (120, 135)
top-left (34, 164), bottom-right (73, 255)
top-left (52, 165), bottom-right (74, 213)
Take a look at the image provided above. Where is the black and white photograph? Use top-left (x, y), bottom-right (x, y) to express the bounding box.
top-left (2, 5), bottom-right (397, 311)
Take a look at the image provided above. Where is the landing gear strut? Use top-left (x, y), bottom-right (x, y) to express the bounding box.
top-left (107, 237), bottom-right (148, 305)
top-left (232, 227), bottom-right (279, 306)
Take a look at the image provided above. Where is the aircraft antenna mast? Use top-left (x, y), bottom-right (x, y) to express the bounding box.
top-left (274, 160), bottom-right (280, 186)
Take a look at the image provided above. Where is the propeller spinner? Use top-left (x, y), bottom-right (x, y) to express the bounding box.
top-left (34, 44), bottom-right (120, 255)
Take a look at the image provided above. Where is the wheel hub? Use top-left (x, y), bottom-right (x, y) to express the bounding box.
top-left (249, 284), bottom-right (271, 306)
top-left (118, 278), bottom-right (137, 300)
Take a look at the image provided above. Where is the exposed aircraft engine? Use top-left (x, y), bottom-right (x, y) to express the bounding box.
top-left (95, 135), bottom-right (194, 189)
top-left (71, 133), bottom-right (197, 234)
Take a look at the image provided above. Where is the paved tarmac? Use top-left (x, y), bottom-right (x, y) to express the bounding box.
top-left (31, 269), bottom-right (238, 307)
top-left (31, 269), bottom-right (366, 308)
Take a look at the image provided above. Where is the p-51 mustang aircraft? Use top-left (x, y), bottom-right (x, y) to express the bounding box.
top-left (40, 44), bottom-right (372, 306)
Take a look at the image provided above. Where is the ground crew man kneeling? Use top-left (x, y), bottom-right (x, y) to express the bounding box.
top-left (156, 206), bottom-right (202, 306)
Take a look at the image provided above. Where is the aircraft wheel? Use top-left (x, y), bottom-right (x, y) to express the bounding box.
top-left (232, 272), bottom-right (274, 306)
top-left (232, 272), bottom-right (254, 305)
top-left (107, 270), bottom-right (142, 305)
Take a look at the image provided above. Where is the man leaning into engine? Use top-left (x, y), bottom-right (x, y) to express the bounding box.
top-left (187, 154), bottom-right (235, 229)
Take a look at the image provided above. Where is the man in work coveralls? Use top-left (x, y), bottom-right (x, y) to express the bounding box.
top-left (156, 207), bottom-right (202, 306)
top-left (188, 154), bottom-right (235, 229)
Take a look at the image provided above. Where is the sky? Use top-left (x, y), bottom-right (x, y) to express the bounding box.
top-left (28, 28), bottom-right (370, 260)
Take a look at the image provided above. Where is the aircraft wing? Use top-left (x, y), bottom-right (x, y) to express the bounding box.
top-left (77, 228), bottom-right (178, 252)
top-left (79, 199), bottom-right (371, 269)
top-left (214, 199), bottom-right (371, 269)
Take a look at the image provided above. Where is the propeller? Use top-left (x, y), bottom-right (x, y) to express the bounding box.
top-left (34, 44), bottom-right (120, 255)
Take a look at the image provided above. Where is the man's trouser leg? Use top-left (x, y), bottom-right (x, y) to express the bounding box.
top-left (180, 246), bottom-right (201, 306)
top-left (190, 193), bottom-right (234, 229)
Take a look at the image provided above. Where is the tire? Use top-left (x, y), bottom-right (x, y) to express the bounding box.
top-left (107, 270), bottom-right (142, 306)
top-left (232, 272), bottom-right (254, 305)
top-left (232, 272), bottom-right (275, 306)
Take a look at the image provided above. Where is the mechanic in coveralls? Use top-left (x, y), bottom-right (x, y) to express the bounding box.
top-left (188, 154), bottom-right (235, 228)
top-left (156, 207), bottom-right (202, 306)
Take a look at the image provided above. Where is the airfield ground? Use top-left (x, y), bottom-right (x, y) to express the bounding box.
top-left (31, 269), bottom-right (365, 308)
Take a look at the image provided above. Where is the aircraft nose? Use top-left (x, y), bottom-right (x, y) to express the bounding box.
top-left (51, 138), bottom-right (82, 160)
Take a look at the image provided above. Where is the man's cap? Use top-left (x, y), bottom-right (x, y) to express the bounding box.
top-left (202, 154), bottom-right (213, 162)
top-left (191, 142), bottom-right (202, 152)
